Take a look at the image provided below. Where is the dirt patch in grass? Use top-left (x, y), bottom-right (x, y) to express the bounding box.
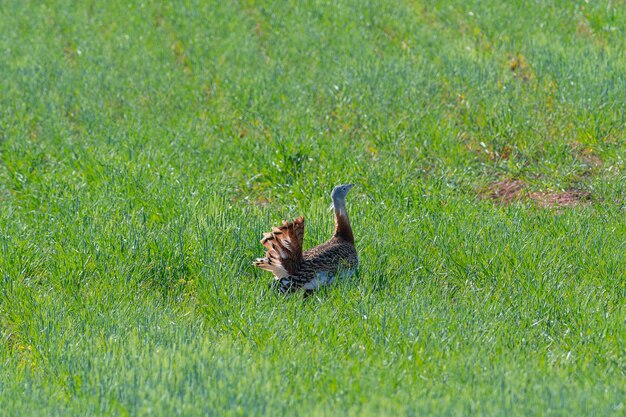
top-left (483, 179), bottom-right (591, 208)
top-left (528, 189), bottom-right (592, 208)
top-left (485, 179), bottom-right (525, 204)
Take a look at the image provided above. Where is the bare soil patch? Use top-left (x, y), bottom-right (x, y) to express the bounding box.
top-left (485, 179), bottom-right (525, 204)
top-left (528, 189), bottom-right (592, 208)
top-left (483, 179), bottom-right (591, 208)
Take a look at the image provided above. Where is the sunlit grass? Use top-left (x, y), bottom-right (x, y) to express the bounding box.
top-left (1, 0), bottom-right (624, 415)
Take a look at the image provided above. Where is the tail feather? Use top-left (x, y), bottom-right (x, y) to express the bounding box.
top-left (253, 216), bottom-right (304, 278)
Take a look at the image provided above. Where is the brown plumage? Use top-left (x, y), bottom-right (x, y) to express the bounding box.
top-left (253, 184), bottom-right (358, 293)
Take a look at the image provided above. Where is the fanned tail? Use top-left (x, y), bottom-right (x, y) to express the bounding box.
top-left (253, 216), bottom-right (305, 278)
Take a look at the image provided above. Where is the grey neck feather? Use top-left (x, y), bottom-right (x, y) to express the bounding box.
top-left (332, 196), bottom-right (347, 215)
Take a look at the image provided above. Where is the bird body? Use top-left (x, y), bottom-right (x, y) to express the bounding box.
top-left (254, 184), bottom-right (358, 293)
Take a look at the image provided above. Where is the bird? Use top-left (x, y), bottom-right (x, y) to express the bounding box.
top-left (253, 184), bottom-right (358, 293)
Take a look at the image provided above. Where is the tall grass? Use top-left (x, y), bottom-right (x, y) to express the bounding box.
top-left (1, 0), bottom-right (624, 415)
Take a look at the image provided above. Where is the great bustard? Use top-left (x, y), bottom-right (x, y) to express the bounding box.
top-left (253, 184), bottom-right (358, 293)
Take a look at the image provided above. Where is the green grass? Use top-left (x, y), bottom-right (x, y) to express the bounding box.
top-left (1, 0), bottom-right (625, 415)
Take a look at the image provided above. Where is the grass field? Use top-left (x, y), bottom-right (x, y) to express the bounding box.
top-left (1, 0), bottom-right (625, 415)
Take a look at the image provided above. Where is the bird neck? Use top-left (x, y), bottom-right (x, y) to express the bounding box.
top-left (333, 200), bottom-right (354, 243)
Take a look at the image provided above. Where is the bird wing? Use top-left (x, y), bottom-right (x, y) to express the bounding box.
top-left (253, 216), bottom-right (305, 278)
top-left (303, 238), bottom-right (358, 272)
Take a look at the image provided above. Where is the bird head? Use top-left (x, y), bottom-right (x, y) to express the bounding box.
top-left (330, 183), bottom-right (355, 206)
